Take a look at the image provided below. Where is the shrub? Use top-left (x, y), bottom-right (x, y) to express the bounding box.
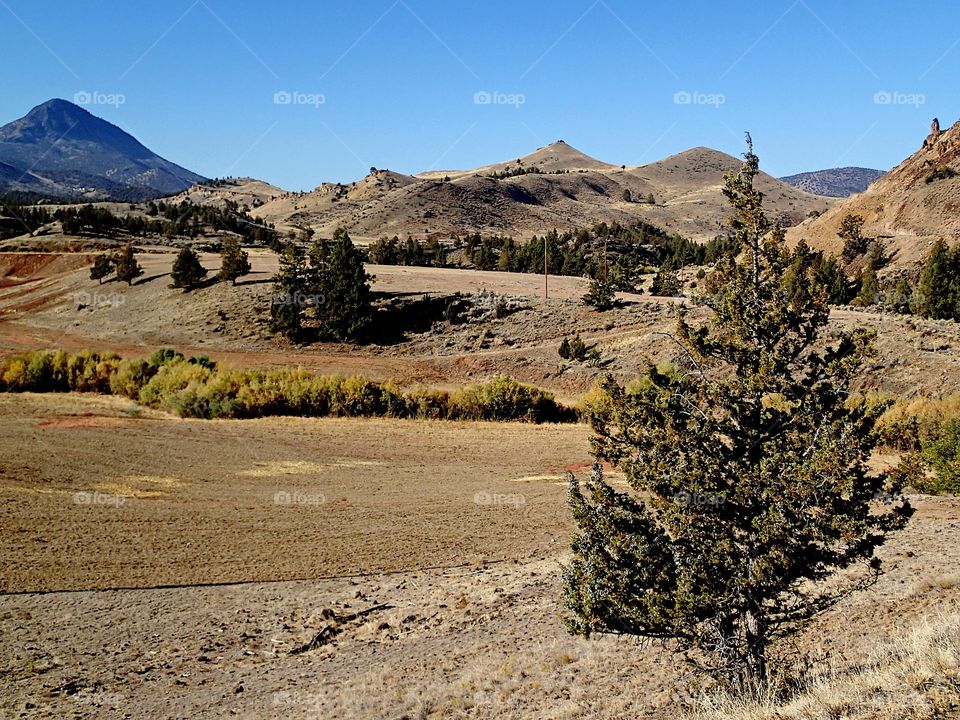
top-left (925, 165), bottom-right (957, 183)
top-left (450, 375), bottom-right (561, 422)
top-left (919, 418), bottom-right (960, 494)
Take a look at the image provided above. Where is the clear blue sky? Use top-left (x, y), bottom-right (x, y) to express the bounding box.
top-left (2, 0), bottom-right (957, 190)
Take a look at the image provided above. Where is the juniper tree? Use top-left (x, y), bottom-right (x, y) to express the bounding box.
top-left (583, 275), bottom-right (616, 311)
top-left (114, 245), bottom-right (143, 285)
top-left (218, 236), bottom-right (251, 285)
top-left (563, 137), bottom-right (912, 694)
top-left (170, 247), bottom-right (207, 291)
top-left (89, 255), bottom-right (114, 284)
top-left (316, 229), bottom-right (373, 341)
top-left (269, 242), bottom-right (308, 340)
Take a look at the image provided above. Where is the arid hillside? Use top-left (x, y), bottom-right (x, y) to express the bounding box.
top-left (788, 117), bottom-right (960, 265)
top-left (213, 141), bottom-right (834, 243)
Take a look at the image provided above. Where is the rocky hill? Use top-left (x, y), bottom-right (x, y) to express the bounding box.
top-left (787, 117), bottom-right (960, 265)
top-left (780, 166), bottom-right (886, 197)
top-left (249, 142), bottom-right (833, 242)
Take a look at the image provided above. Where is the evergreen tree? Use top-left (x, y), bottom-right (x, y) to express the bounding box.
top-left (269, 242), bottom-right (308, 340)
top-left (853, 259), bottom-right (879, 306)
top-left (563, 138), bottom-right (912, 694)
top-left (114, 245), bottom-right (143, 286)
top-left (170, 247), bottom-right (208, 291)
top-left (316, 229), bottom-right (373, 341)
top-left (913, 240), bottom-right (959, 320)
top-left (582, 275), bottom-right (616, 311)
top-left (650, 264), bottom-right (681, 297)
top-left (887, 276), bottom-right (913, 314)
top-left (839, 214), bottom-right (869, 262)
top-left (89, 255), bottom-right (114, 284)
top-left (218, 237), bottom-right (251, 285)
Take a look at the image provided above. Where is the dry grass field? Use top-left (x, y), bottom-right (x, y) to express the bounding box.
top-left (1, 393), bottom-right (959, 719)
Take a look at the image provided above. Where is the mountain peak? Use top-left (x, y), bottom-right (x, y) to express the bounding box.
top-left (0, 99), bottom-right (205, 200)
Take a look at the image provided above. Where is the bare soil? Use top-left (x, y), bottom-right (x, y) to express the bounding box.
top-left (1, 394), bottom-right (958, 719)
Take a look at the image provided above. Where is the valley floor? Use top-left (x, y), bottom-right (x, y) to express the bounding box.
top-left (1, 394), bottom-right (959, 719)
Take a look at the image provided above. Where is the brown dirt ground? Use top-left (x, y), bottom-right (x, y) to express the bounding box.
top-left (1, 394), bottom-right (958, 719)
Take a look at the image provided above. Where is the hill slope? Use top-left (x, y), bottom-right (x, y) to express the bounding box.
top-left (780, 167), bottom-right (886, 197)
top-left (251, 142), bottom-right (833, 242)
top-left (787, 118), bottom-right (960, 264)
top-left (0, 99), bottom-right (205, 201)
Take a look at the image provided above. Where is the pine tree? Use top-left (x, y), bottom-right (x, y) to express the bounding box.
top-left (269, 242), bottom-right (308, 340)
top-left (650, 264), bottom-right (681, 297)
top-left (218, 237), bottom-right (251, 285)
top-left (839, 214), bottom-right (869, 262)
top-left (114, 245), bottom-right (143, 286)
top-left (582, 275), bottom-right (616, 311)
top-left (170, 247), bottom-right (208, 291)
top-left (316, 229), bottom-right (373, 341)
top-left (563, 137), bottom-right (912, 694)
top-left (89, 255), bottom-right (114, 284)
top-left (853, 259), bottom-right (879, 306)
top-left (887, 276), bottom-right (913, 314)
top-left (913, 240), bottom-right (959, 320)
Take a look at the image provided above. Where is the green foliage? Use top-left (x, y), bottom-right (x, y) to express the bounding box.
top-left (170, 247), bottom-right (207, 291)
top-left (853, 260), bottom-right (880, 306)
top-left (919, 418), bottom-right (960, 494)
top-left (318, 229), bottom-right (374, 341)
top-left (563, 139), bottom-right (912, 693)
top-left (925, 165), bottom-right (957, 183)
top-left (269, 242), bottom-right (309, 340)
top-left (912, 240), bottom-right (960, 321)
top-left (559, 334), bottom-right (601, 363)
top-left (649, 264), bottom-right (681, 297)
top-left (114, 244), bottom-right (142, 285)
top-left (839, 214), bottom-right (869, 263)
top-left (218, 236), bottom-right (251, 285)
top-left (582, 275), bottom-right (616, 310)
top-left (89, 254), bottom-right (114, 283)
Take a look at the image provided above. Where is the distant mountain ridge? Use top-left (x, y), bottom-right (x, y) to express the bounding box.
top-left (219, 141), bottom-right (834, 242)
top-left (0, 99), bottom-right (205, 201)
top-left (780, 167), bottom-right (885, 197)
